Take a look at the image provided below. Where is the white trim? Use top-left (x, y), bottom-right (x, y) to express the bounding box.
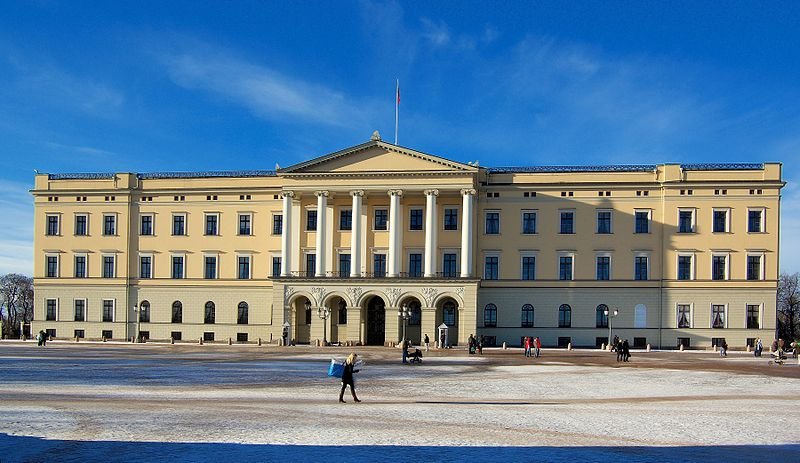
top-left (102, 298), bottom-right (116, 323)
top-left (557, 251), bottom-right (575, 280)
top-left (140, 213), bottom-right (155, 236)
top-left (747, 207), bottom-right (766, 233)
top-left (238, 212), bottom-right (254, 236)
top-left (204, 212), bottom-right (220, 236)
top-left (519, 251), bottom-right (537, 280)
top-left (710, 303), bottom-right (728, 329)
top-left (236, 253), bottom-right (252, 279)
top-left (520, 209), bottom-right (538, 234)
top-left (171, 253), bottom-right (186, 279)
top-left (73, 297), bottom-right (88, 322)
top-left (484, 209), bottom-right (501, 235)
top-left (102, 212), bottom-right (118, 236)
top-left (746, 303), bottom-right (763, 329)
top-left (101, 253), bottom-right (116, 278)
top-left (45, 213), bottom-right (62, 236)
top-left (676, 302), bottom-right (693, 329)
top-left (745, 251), bottom-right (765, 280)
top-left (483, 251), bottom-right (501, 280)
top-left (710, 252), bottom-right (730, 281)
top-left (203, 253), bottom-right (219, 279)
top-left (45, 297), bottom-right (59, 321)
top-left (633, 208), bottom-right (652, 234)
top-left (372, 206), bottom-right (389, 232)
top-left (73, 252), bottom-right (88, 278)
top-left (711, 207), bottom-right (731, 233)
top-left (45, 253), bottom-right (60, 278)
top-left (171, 212), bottom-right (187, 236)
top-left (595, 208), bottom-right (613, 234)
top-left (595, 251), bottom-right (612, 280)
top-left (442, 205), bottom-right (460, 231)
top-left (558, 209), bottom-right (576, 234)
top-left (74, 212), bottom-right (89, 236)
top-left (676, 252), bottom-right (695, 280)
top-left (633, 252), bottom-right (650, 281)
top-left (677, 207), bottom-right (696, 233)
top-left (138, 253), bottom-right (153, 279)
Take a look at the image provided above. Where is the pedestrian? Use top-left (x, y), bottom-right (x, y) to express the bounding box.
top-left (622, 339), bottom-right (631, 362)
top-left (616, 339), bottom-right (624, 362)
top-left (424, 333), bottom-right (430, 352)
top-left (720, 340), bottom-right (728, 357)
top-left (612, 335), bottom-right (619, 352)
top-left (478, 335), bottom-right (484, 355)
top-left (792, 340), bottom-right (799, 359)
top-left (755, 338), bottom-right (763, 357)
top-left (524, 336), bottom-right (531, 357)
top-left (534, 337), bottom-right (541, 358)
top-left (440, 332), bottom-right (446, 349)
top-left (468, 334), bottom-right (475, 354)
top-left (401, 338), bottom-right (409, 364)
top-left (339, 353), bottom-right (361, 403)
top-left (37, 330), bottom-right (44, 347)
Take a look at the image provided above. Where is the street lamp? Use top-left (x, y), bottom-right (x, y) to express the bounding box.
top-left (604, 307), bottom-right (619, 350)
top-left (132, 305), bottom-right (142, 343)
top-left (312, 300), bottom-right (331, 346)
top-left (398, 304), bottom-right (411, 344)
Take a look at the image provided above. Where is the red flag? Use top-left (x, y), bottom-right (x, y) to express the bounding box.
top-left (396, 81), bottom-right (400, 104)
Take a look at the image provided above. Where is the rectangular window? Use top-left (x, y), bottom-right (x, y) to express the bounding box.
top-left (748, 209), bottom-right (763, 233)
top-left (443, 253), bottom-right (458, 277)
top-left (712, 255), bottom-right (727, 280)
top-left (484, 256), bottom-right (499, 280)
top-left (204, 256), bottom-right (217, 279)
top-left (596, 211), bottom-right (612, 234)
top-left (102, 300), bottom-right (114, 322)
top-left (74, 329), bottom-right (85, 339)
top-left (46, 299), bottom-right (57, 321)
top-left (75, 214), bottom-right (88, 236)
top-left (678, 209), bottom-right (694, 233)
top-left (339, 253), bottom-right (351, 276)
top-left (444, 208), bottom-right (458, 231)
top-left (635, 210), bottom-right (650, 234)
top-left (712, 304), bottom-right (726, 329)
top-left (409, 208), bottom-right (423, 230)
top-left (172, 256), bottom-right (184, 279)
top-left (273, 214), bottom-right (283, 235)
top-left (102, 256), bottom-right (115, 278)
top-left (74, 256), bottom-right (86, 278)
top-left (485, 212), bottom-right (499, 234)
top-left (678, 255), bottom-right (693, 280)
top-left (272, 257), bottom-right (281, 277)
top-left (46, 255), bottom-right (58, 277)
top-left (747, 255), bottom-right (762, 280)
top-left (102, 330), bottom-right (113, 340)
top-left (140, 256), bottom-right (152, 279)
top-left (521, 256), bottom-right (536, 280)
top-left (677, 304), bottom-right (691, 328)
top-left (141, 215), bottom-right (153, 236)
top-left (238, 256), bottom-right (251, 279)
top-left (103, 214), bottom-right (116, 235)
top-left (522, 211), bottom-right (537, 234)
top-left (374, 209), bottom-right (388, 230)
top-left (409, 253), bottom-right (423, 277)
top-left (172, 215), bottom-right (185, 236)
top-left (46, 215), bottom-right (59, 235)
top-left (172, 331), bottom-right (183, 341)
top-left (306, 210), bottom-right (317, 231)
top-left (339, 209), bottom-right (352, 231)
top-left (203, 332), bottom-right (215, 342)
top-left (306, 253), bottom-right (316, 276)
top-left (560, 211), bottom-right (574, 234)
top-left (635, 256), bottom-right (648, 281)
top-left (713, 209), bottom-right (728, 233)
top-left (373, 254), bottom-right (386, 277)
top-left (596, 256), bottom-right (610, 280)
top-left (205, 214), bottom-right (218, 235)
top-left (746, 304), bottom-right (760, 329)
top-left (239, 214), bottom-right (252, 235)
top-left (559, 256), bottom-right (573, 280)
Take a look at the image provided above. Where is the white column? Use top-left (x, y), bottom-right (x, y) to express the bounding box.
top-left (314, 191), bottom-right (328, 277)
top-left (424, 189), bottom-right (439, 277)
top-left (350, 191), bottom-right (363, 277)
top-left (460, 189), bottom-right (476, 277)
top-left (387, 190), bottom-right (403, 277)
top-left (280, 191), bottom-right (295, 277)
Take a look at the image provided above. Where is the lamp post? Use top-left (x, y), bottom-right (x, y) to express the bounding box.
top-left (313, 300), bottom-right (331, 346)
top-left (398, 304), bottom-right (411, 344)
top-left (132, 305), bottom-right (142, 343)
top-left (604, 307), bottom-right (619, 349)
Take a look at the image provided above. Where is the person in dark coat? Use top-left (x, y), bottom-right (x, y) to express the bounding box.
top-left (616, 339), bottom-right (624, 362)
top-left (622, 339), bottom-right (631, 362)
top-left (339, 353), bottom-right (361, 403)
top-left (401, 338), bottom-right (409, 364)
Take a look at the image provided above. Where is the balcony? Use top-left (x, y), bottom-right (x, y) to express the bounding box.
top-left (271, 271), bottom-right (469, 280)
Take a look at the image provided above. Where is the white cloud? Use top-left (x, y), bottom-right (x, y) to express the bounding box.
top-left (155, 42), bottom-right (368, 128)
top-left (420, 18), bottom-right (451, 47)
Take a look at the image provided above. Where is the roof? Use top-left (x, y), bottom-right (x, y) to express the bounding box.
top-left (48, 170), bottom-right (277, 180)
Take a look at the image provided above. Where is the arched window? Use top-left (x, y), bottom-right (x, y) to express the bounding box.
top-left (172, 301), bottom-right (182, 323)
top-left (443, 301), bottom-right (457, 326)
top-left (338, 299), bottom-right (347, 324)
top-left (139, 300), bottom-right (150, 323)
top-left (409, 300), bottom-right (422, 326)
top-left (237, 301), bottom-right (249, 325)
top-left (204, 301), bottom-right (215, 324)
top-left (484, 303), bottom-right (497, 327)
top-left (596, 304), bottom-right (609, 328)
top-left (521, 304), bottom-right (534, 327)
top-left (558, 304), bottom-right (572, 328)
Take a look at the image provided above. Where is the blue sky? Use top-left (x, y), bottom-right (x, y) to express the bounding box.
top-left (1, 1), bottom-right (799, 275)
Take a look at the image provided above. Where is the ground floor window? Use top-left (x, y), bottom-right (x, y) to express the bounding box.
top-left (237, 333), bottom-right (248, 343)
top-left (711, 337), bottom-right (726, 348)
top-left (633, 337), bottom-right (647, 349)
top-left (203, 332), bottom-right (215, 342)
top-left (746, 337), bottom-right (756, 348)
top-left (557, 336), bottom-right (571, 348)
top-left (102, 330), bottom-right (112, 340)
top-left (139, 331), bottom-right (150, 341)
top-left (171, 331), bottom-right (182, 341)
top-left (46, 329), bottom-right (56, 338)
top-left (74, 329), bottom-right (85, 339)
top-left (677, 337), bottom-right (690, 349)
top-left (596, 337), bottom-right (608, 347)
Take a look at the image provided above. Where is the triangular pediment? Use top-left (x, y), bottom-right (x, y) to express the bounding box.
top-left (279, 140), bottom-right (477, 175)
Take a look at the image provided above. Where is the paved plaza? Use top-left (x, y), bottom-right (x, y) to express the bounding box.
top-left (1, 342), bottom-right (799, 462)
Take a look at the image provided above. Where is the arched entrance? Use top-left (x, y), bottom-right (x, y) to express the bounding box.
top-left (438, 298), bottom-right (459, 346)
top-left (293, 297), bottom-right (312, 344)
top-left (398, 296), bottom-right (423, 345)
top-left (366, 296), bottom-right (386, 346)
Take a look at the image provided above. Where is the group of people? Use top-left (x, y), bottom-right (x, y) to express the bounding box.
top-left (467, 334), bottom-right (484, 355)
top-left (36, 330), bottom-right (48, 346)
top-left (523, 336), bottom-right (541, 358)
top-left (613, 336), bottom-right (631, 362)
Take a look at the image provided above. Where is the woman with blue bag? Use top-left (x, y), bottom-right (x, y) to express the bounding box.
top-left (338, 353), bottom-right (361, 403)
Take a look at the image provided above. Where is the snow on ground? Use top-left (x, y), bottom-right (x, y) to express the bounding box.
top-left (1, 342), bottom-right (799, 462)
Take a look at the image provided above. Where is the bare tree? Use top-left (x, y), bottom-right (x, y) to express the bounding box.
top-left (777, 272), bottom-right (800, 342)
top-left (0, 274), bottom-right (34, 339)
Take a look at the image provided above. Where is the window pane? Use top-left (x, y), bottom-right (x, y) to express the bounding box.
top-left (559, 257), bottom-right (573, 280)
top-left (409, 209), bottom-right (423, 230)
top-left (522, 212), bottom-right (536, 234)
top-left (560, 212), bottom-right (574, 234)
top-left (635, 257), bottom-right (648, 280)
top-left (273, 215), bottom-right (283, 235)
top-left (597, 211), bottom-right (611, 234)
top-left (272, 257), bottom-right (281, 277)
top-left (596, 257), bottom-right (610, 280)
top-left (172, 216), bottom-right (184, 235)
top-left (374, 209), bottom-right (388, 230)
top-left (677, 305), bottom-right (691, 328)
top-left (485, 256), bottom-right (498, 280)
top-left (443, 253), bottom-right (458, 277)
top-left (485, 212), bottom-right (499, 234)
top-left (713, 210), bottom-right (727, 233)
top-left (559, 304), bottom-right (571, 328)
top-left (409, 253), bottom-right (422, 277)
top-left (75, 215), bottom-right (87, 235)
top-left (635, 211), bottom-right (649, 233)
top-left (483, 304), bottom-right (497, 327)
top-left (339, 254), bottom-right (351, 276)
top-left (678, 211), bottom-right (693, 233)
top-left (306, 210), bottom-right (317, 231)
top-left (340, 210), bottom-right (352, 230)
top-left (522, 256), bottom-right (535, 280)
top-left (444, 208), bottom-right (458, 230)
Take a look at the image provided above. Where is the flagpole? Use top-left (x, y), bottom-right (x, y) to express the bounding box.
top-left (394, 79), bottom-right (399, 145)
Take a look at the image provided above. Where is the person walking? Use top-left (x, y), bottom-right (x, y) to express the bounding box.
top-left (524, 336), bottom-right (531, 357)
top-left (424, 334), bottom-right (430, 352)
top-left (754, 338), bottom-right (763, 357)
top-left (720, 340), bottom-right (728, 358)
top-left (622, 339), bottom-right (631, 362)
top-left (468, 334), bottom-right (475, 354)
top-left (534, 337), bottom-right (541, 358)
top-left (440, 332), bottom-right (446, 349)
top-left (37, 330), bottom-right (45, 347)
top-left (616, 339), bottom-right (624, 362)
top-left (339, 353), bottom-right (361, 403)
top-left (478, 335), bottom-right (484, 355)
top-left (401, 338), bottom-right (409, 364)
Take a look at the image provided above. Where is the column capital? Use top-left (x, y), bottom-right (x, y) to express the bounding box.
top-left (460, 188), bottom-right (477, 196)
top-left (424, 189), bottom-right (439, 197)
top-left (350, 190), bottom-right (364, 197)
top-left (388, 189), bottom-right (404, 197)
top-left (314, 190), bottom-right (330, 198)
top-left (281, 191), bottom-right (296, 198)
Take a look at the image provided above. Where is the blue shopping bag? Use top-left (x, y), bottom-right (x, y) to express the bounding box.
top-left (328, 359), bottom-right (345, 378)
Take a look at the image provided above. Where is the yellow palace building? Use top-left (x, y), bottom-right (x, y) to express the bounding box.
top-left (32, 134), bottom-right (784, 349)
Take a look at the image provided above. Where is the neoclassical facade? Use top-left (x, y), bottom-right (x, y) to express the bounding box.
top-left (32, 135), bottom-right (783, 348)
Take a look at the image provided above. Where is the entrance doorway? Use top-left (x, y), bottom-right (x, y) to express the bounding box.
top-left (366, 296), bottom-right (386, 346)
